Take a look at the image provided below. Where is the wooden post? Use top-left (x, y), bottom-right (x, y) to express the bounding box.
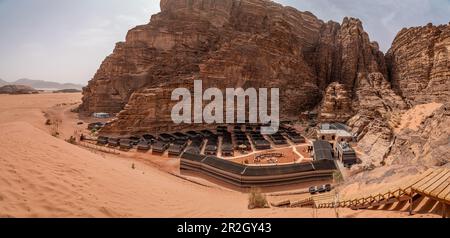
top-left (443, 203), bottom-right (447, 219)
top-left (409, 197), bottom-right (414, 216)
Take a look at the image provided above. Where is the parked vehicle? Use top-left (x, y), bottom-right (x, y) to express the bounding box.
top-left (317, 185), bottom-right (327, 194)
top-left (309, 186), bottom-right (318, 195)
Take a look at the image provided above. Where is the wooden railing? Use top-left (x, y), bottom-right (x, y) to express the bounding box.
top-left (77, 141), bottom-right (121, 155)
top-left (289, 169), bottom-right (448, 210)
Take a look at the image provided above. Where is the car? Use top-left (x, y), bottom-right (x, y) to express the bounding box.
top-left (325, 184), bottom-right (332, 192)
top-left (309, 186), bottom-right (318, 195)
top-left (317, 185), bottom-right (327, 194)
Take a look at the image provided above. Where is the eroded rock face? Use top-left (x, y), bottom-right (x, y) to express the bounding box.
top-left (318, 82), bottom-right (353, 122)
top-left (101, 83), bottom-right (200, 135)
top-left (80, 0), bottom-right (388, 121)
top-left (80, 0), bottom-right (448, 169)
top-left (386, 23), bottom-right (450, 106)
top-left (351, 23), bottom-right (450, 166)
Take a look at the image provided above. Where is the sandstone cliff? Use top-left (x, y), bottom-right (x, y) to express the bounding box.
top-left (81, 0), bottom-right (391, 134)
top-left (353, 23), bottom-right (450, 166)
top-left (80, 0), bottom-right (449, 167)
top-left (79, 0), bottom-right (392, 114)
top-left (318, 82), bottom-right (353, 122)
top-left (386, 24), bottom-right (450, 106)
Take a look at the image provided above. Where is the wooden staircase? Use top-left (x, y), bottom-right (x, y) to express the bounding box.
top-left (291, 168), bottom-right (450, 217)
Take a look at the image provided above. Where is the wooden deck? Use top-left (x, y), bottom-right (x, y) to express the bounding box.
top-left (290, 168), bottom-right (450, 217)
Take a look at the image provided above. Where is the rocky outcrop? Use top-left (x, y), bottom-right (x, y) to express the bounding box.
top-left (351, 23), bottom-right (450, 166)
top-left (318, 82), bottom-right (353, 122)
top-left (386, 23), bottom-right (450, 106)
top-left (81, 0), bottom-right (337, 117)
top-left (77, 0), bottom-right (450, 171)
top-left (101, 86), bottom-right (185, 135)
top-left (0, 85), bottom-right (38, 95)
top-left (81, 0), bottom-right (393, 134)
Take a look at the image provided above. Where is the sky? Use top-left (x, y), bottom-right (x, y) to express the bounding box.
top-left (0, 0), bottom-right (449, 85)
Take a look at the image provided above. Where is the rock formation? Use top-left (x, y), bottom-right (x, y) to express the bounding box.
top-left (0, 85), bottom-right (38, 95)
top-left (81, 0), bottom-right (327, 116)
top-left (353, 24), bottom-right (449, 166)
top-left (80, 0), bottom-right (449, 167)
top-left (386, 24), bottom-right (450, 106)
top-left (318, 82), bottom-right (353, 122)
top-left (81, 0), bottom-right (392, 132)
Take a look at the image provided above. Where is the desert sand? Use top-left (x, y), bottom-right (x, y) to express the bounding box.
top-left (0, 93), bottom-right (441, 218)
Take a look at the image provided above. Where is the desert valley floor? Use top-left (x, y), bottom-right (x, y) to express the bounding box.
top-left (0, 93), bottom-right (443, 218)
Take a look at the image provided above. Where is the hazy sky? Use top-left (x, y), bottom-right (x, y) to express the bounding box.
top-left (0, 0), bottom-right (449, 85)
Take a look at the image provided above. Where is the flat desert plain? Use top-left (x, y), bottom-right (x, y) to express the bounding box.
top-left (0, 93), bottom-right (440, 218)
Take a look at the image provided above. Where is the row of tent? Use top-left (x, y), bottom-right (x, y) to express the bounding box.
top-left (180, 150), bottom-right (338, 187)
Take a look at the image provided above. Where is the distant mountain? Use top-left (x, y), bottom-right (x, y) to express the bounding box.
top-left (13, 78), bottom-right (84, 90)
top-left (0, 78), bottom-right (7, 87)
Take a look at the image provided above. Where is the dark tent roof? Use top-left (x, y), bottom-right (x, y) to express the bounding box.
top-left (313, 140), bottom-right (333, 160)
top-left (153, 141), bottom-right (168, 151)
top-left (320, 123), bottom-right (350, 131)
top-left (222, 144), bottom-right (233, 152)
